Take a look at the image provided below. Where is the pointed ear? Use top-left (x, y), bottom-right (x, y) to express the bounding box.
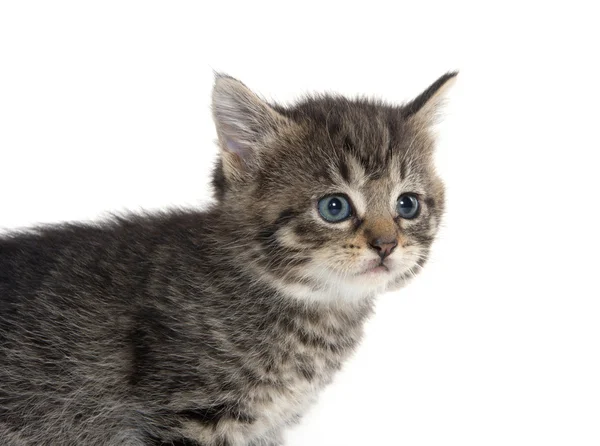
top-left (403, 71), bottom-right (458, 125)
top-left (212, 74), bottom-right (289, 179)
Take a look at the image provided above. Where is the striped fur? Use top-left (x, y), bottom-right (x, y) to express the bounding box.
top-left (0, 72), bottom-right (455, 445)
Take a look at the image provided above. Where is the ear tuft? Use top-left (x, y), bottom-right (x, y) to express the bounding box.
top-left (403, 71), bottom-right (458, 124)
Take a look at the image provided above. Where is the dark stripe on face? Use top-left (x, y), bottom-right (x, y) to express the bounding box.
top-left (292, 223), bottom-right (328, 248)
top-left (399, 158), bottom-right (408, 180)
top-left (410, 232), bottom-right (434, 246)
top-left (274, 208), bottom-right (298, 226)
top-left (256, 209), bottom-right (298, 248)
top-left (256, 210), bottom-right (311, 271)
top-left (386, 136), bottom-right (394, 161)
top-left (353, 150), bottom-right (385, 180)
top-left (343, 136), bottom-right (355, 153)
top-left (339, 157), bottom-right (351, 183)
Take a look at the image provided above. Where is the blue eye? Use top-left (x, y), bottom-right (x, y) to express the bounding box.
top-left (318, 195), bottom-right (352, 222)
top-left (397, 194), bottom-right (420, 219)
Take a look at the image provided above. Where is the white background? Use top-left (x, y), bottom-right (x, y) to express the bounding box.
top-left (1, 2), bottom-right (599, 445)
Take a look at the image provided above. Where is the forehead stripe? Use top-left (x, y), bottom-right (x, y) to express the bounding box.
top-left (339, 158), bottom-right (351, 183)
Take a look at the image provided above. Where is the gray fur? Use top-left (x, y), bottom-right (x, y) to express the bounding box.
top-left (0, 72), bottom-right (456, 445)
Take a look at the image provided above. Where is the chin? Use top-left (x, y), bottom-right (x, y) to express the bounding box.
top-left (285, 257), bottom-right (417, 304)
top-left (343, 258), bottom-right (419, 295)
top-left (327, 264), bottom-right (403, 299)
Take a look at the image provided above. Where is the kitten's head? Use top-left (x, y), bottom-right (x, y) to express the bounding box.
top-left (211, 73), bottom-right (456, 304)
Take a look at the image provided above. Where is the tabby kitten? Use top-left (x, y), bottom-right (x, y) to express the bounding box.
top-left (0, 72), bottom-right (456, 445)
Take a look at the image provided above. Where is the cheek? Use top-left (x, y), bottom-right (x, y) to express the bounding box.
top-left (398, 214), bottom-right (439, 245)
top-left (279, 220), bottom-right (331, 250)
top-left (388, 244), bottom-right (423, 265)
top-left (337, 230), bottom-right (371, 256)
top-left (285, 211), bottom-right (364, 251)
top-left (276, 226), bottom-right (314, 250)
top-left (310, 234), bottom-right (373, 268)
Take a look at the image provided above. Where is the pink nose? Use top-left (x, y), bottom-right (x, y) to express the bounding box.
top-left (368, 238), bottom-right (398, 259)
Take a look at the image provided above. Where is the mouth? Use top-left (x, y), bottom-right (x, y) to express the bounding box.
top-left (360, 262), bottom-right (390, 276)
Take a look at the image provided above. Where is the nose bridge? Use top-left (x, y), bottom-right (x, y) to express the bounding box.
top-left (364, 213), bottom-right (397, 239)
top-left (362, 180), bottom-right (399, 259)
top-left (363, 181), bottom-right (396, 238)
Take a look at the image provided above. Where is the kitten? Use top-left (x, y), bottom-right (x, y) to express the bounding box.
top-left (0, 72), bottom-right (456, 445)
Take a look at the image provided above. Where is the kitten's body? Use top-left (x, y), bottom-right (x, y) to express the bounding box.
top-left (0, 73), bottom-right (456, 445)
top-left (1, 211), bottom-right (369, 445)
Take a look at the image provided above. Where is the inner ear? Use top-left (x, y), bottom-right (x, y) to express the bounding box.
top-left (212, 74), bottom-right (291, 178)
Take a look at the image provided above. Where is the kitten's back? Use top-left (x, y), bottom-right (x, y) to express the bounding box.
top-left (0, 210), bottom-right (215, 444)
